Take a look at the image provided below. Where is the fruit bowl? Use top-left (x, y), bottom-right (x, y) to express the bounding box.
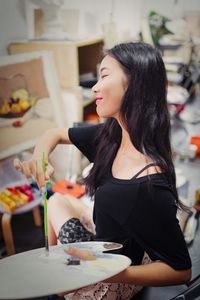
top-left (0, 106), bottom-right (31, 118)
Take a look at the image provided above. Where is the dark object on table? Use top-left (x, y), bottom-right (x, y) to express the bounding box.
top-left (66, 256), bottom-right (81, 265)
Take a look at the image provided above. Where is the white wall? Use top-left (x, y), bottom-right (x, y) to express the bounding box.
top-left (0, 0), bottom-right (199, 54)
top-left (60, 0), bottom-right (142, 42)
top-left (0, 0), bottom-right (27, 55)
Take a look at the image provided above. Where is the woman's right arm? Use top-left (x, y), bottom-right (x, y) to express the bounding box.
top-left (14, 128), bottom-right (71, 189)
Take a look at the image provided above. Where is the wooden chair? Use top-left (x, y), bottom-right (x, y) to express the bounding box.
top-left (1, 197), bottom-right (42, 256)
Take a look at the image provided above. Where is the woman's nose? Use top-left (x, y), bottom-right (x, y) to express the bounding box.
top-left (91, 81), bottom-right (99, 93)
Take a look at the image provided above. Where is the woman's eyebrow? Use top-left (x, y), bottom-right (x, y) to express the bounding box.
top-left (100, 67), bottom-right (109, 73)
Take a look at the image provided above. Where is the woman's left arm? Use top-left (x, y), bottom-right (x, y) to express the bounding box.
top-left (105, 261), bottom-right (191, 286)
top-left (117, 187), bottom-right (192, 287)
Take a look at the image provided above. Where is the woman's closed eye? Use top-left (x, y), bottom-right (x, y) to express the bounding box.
top-left (101, 74), bottom-right (108, 79)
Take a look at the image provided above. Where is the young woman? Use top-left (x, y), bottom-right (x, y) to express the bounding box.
top-left (14, 42), bottom-right (191, 299)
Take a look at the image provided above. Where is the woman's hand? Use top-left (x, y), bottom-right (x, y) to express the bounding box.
top-left (79, 206), bottom-right (96, 235)
top-left (13, 157), bottom-right (54, 189)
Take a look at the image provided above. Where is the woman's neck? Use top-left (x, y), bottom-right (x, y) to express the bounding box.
top-left (119, 127), bottom-right (147, 162)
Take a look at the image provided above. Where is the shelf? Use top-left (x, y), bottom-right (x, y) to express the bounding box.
top-left (0, 118), bottom-right (56, 159)
top-left (10, 36), bottom-right (104, 47)
top-left (8, 38), bottom-right (104, 89)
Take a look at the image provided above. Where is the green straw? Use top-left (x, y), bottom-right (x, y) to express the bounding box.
top-left (42, 152), bottom-right (49, 256)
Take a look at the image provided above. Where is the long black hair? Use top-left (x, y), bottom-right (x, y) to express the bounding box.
top-left (85, 42), bottom-right (181, 207)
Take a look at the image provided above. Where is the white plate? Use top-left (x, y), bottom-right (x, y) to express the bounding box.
top-left (179, 110), bottom-right (200, 124)
top-left (63, 241), bottom-right (123, 253)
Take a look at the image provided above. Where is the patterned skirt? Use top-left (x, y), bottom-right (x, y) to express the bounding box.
top-left (58, 218), bottom-right (151, 300)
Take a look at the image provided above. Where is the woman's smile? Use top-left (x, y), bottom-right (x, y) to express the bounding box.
top-left (96, 97), bottom-right (103, 105)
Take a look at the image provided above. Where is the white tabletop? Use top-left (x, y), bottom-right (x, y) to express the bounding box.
top-left (0, 242), bottom-right (131, 299)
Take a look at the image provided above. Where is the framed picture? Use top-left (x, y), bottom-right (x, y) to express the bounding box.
top-left (0, 50), bottom-right (64, 159)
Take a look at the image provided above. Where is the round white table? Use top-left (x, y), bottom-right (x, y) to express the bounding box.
top-left (0, 242), bottom-right (131, 299)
